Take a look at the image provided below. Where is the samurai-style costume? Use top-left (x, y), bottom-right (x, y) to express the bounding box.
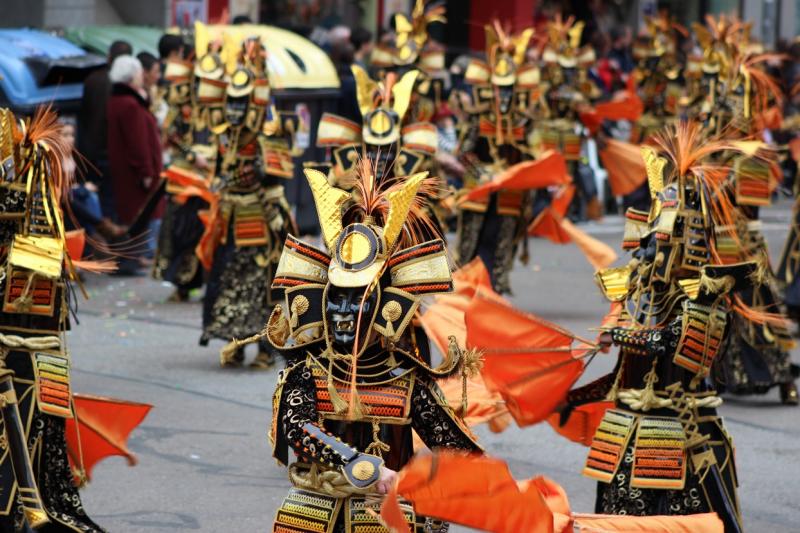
top-left (314, 66), bottom-right (438, 201)
top-left (537, 17), bottom-right (601, 221)
top-left (690, 17), bottom-right (798, 404)
top-left (199, 35), bottom-right (297, 368)
top-left (567, 124), bottom-right (752, 532)
top-left (152, 33), bottom-right (222, 300)
top-left (0, 109), bottom-right (103, 532)
top-left (629, 15), bottom-right (685, 145)
top-left (264, 166), bottom-right (480, 532)
top-left (370, 0), bottom-right (447, 124)
top-left (451, 23), bottom-right (540, 294)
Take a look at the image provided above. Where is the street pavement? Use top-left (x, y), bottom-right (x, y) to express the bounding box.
top-left (72, 202), bottom-right (800, 532)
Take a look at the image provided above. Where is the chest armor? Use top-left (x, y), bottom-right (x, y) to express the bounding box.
top-left (310, 357), bottom-right (415, 424)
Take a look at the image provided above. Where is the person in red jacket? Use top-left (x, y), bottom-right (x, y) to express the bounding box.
top-left (107, 55), bottom-right (165, 273)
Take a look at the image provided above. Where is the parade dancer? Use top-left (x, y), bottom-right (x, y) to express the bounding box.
top-left (153, 24), bottom-right (223, 302)
top-left (261, 163), bottom-right (480, 532)
top-left (0, 108), bottom-right (104, 531)
top-left (565, 123), bottom-right (763, 532)
top-left (199, 34), bottom-right (297, 369)
top-left (690, 17), bottom-right (798, 404)
top-left (450, 22), bottom-right (543, 294)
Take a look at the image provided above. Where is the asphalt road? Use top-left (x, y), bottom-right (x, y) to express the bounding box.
top-left (71, 202), bottom-right (800, 532)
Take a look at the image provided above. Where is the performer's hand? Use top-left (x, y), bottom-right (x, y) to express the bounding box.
top-left (598, 332), bottom-right (613, 352)
top-left (376, 466), bottom-right (397, 494)
top-left (195, 153), bottom-right (210, 170)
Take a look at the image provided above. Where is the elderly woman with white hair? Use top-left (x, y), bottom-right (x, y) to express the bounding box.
top-left (106, 54), bottom-right (164, 270)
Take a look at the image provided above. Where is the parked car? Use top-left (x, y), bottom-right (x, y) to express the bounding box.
top-left (0, 28), bottom-right (104, 116)
top-left (63, 25), bottom-right (162, 57)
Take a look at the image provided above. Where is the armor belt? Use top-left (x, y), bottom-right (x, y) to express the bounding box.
top-left (734, 157), bottom-right (771, 207)
top-left (273, 482), bottom-right (436, 533)
top-left (538, 129), bottom-right (581, 160)
top-left (584, 408), bottom-right (688, 490)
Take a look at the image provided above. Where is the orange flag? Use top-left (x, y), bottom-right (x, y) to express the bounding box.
top-left (528, 199), bottom-right (618, 271)
top-left (465, 289), bottom-right (588, 426)
top-left (381, 452), bottom-right (554, 533)
top-left (382, 453), bottom-right (724, 533)
top-left (546, 401), bottom-right (613, 446)
top-left (580, 90), bottom-right (644, 135)
top-left (462, 151), bottom-right (571, 203)
top-left (418, 260), bottom-right (511, 432)
top-left (558, 218), bottom-right (618, 271)
top-left (599, 139), bottom-right (647, 196)
top-left (528, 184), bottom-right (574, 242)
top-left (65, 394), bottom-right (152, 483)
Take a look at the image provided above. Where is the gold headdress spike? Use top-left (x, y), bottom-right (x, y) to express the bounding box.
top-left (222, 30), bottom-right (243, 76)
top-left (484, 23), bottom-right (499, 52)
top-left (568, 21), bottom-right (585, 50)
top-left (391, 70), bottom-right (420, 120)
top-left (352, 65), bottom-right (378, 118)
top-left (383, 172), bottom-right (427, 250)
top-left (304, 168), bottom-right (351, 250)
top-left (513, 28), bottom-right (535, 65)
top-left (195, 21), bottom-right (210, 59)
top-left (640, 146), bottom-right (666, 200)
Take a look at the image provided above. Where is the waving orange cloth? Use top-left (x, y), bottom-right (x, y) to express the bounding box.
top-left (599, 139), bottom-right (647, 196)
top-left (382, 452), bottom-right (724, 533)
top-left (465, 289), bottom-right (587, 426)
top-left (462, 151), bottom-right (571, 203)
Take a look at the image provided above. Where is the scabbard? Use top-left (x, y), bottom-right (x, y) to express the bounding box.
top-left (694, 446), bottom-right (742, 533)
top-left (0, 370), bottom-right (49, 529)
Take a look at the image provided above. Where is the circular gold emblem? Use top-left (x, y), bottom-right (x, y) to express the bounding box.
top-left (233, 70), bottom-right (250, 86)
top-left (291, 295), bottom-right (309, 317)
top-left (200, 55), bottom-right (218, 73)
top-left (382, 301), bottom-right (402, 323)
top-left (352, 460), bottom-right (375, 481)
top-left (340, 232), bottom-right (372, 264)
top-left (369, 112), bottom-right (392, 135)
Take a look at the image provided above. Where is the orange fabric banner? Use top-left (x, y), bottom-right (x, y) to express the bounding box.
top-left (599, 139), bottom-right (647, 196)
top-left (65, 393), bottom-right (152, 483)
top-left (462, 151), bottom-right (571, 203)
top-left (465, 289), bottom-right (587, 426)
top-left (383, 452), bottom-right (724, 533)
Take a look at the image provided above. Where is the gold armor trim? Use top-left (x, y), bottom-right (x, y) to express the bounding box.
top-left (595, 266), bottom-right (633, 302)
top-left (32, 351), bottom-right (72, 419)
top-left (583, 409), bottom-right (637, 483)
top-left (8, 235), bottom-right (63, 279)
top-left (317, 113), bottom-right (361, 147)
top-left (631, 416), bottom-right (687, 490)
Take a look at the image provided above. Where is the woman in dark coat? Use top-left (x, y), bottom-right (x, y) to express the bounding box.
top-left (106, 55), bottom-right (164, 227)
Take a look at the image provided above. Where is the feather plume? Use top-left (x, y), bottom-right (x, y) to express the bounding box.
top-left (343, 151), bottom-right (443, 248)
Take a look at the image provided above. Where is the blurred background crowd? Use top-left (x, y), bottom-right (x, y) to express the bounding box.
top-left (1, 0), bottom-right (800, 276)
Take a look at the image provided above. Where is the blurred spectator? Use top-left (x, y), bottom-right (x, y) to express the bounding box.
top-left (77, 39), bottom-right (132, 215)
top-left (232, 14), bottom-right (253, 25)
top-left (107, 55), bottom-right (163, 242)
top-left (608, 26), bottom-right (634, 74)
top-left (329, 40), bottom-right (360, 122)
top-left (157, 34), bottom-right (185, 62)
top-left (60, 119), bottom-right (126, 240)
top-left (137, 51), bottom-right (168, 125)
top-left (137, 52), bottom-right (160, 101)
top-left (349, 27), bottom-right (373, 69)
